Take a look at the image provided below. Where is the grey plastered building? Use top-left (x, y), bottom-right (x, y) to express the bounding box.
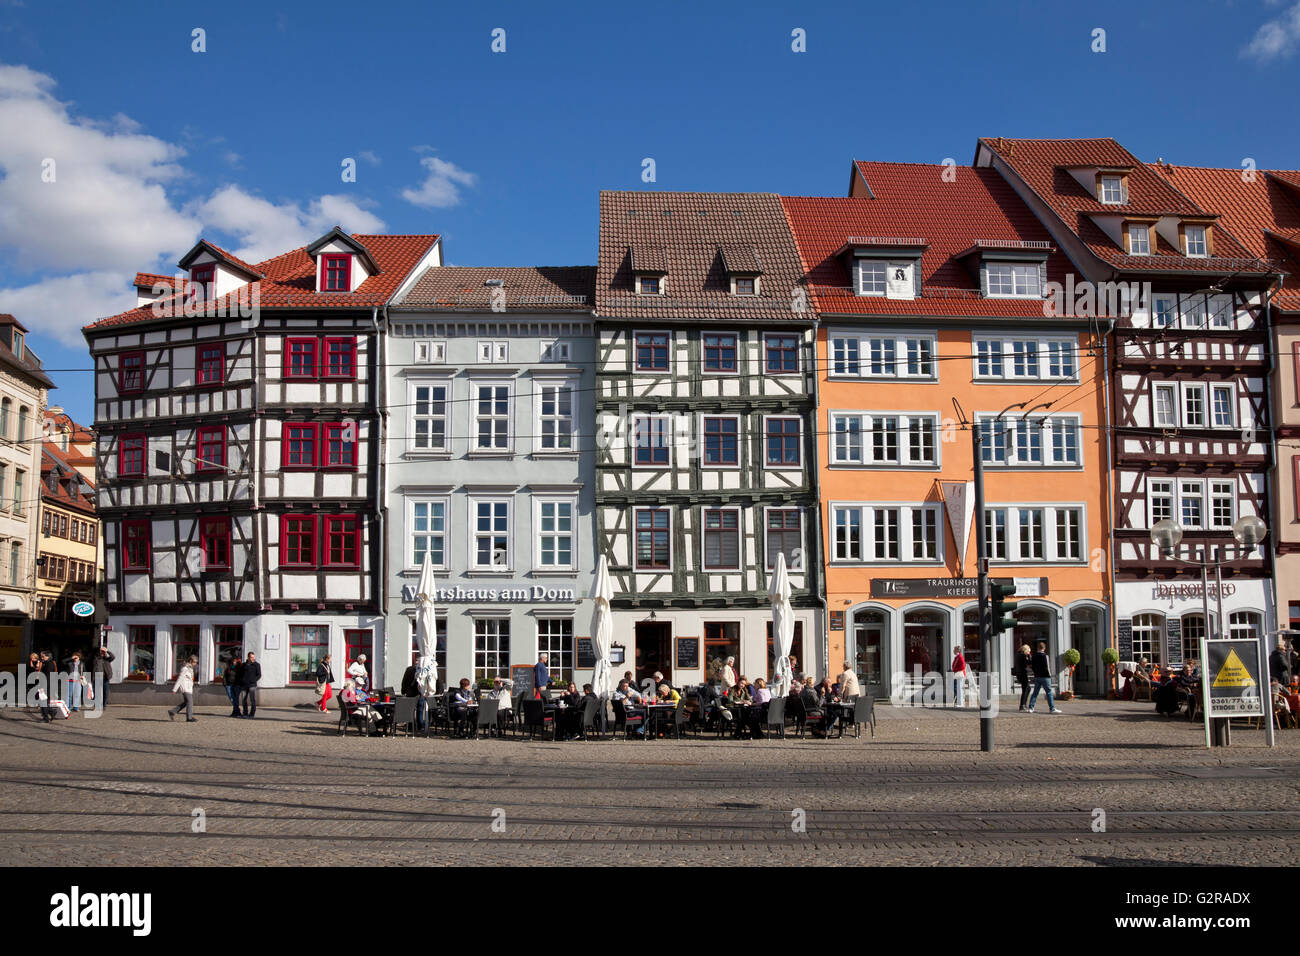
top-left (384, 267), bottom-right (598, 691)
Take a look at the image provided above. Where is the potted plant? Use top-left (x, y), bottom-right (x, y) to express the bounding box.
top-left (1101, 647), bottom-right (1120, 699)
top-left (1059, 647), bottom-right (1081, 699)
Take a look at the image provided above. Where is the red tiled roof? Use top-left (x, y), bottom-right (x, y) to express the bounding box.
top-left (596, 192), bottom-right (809, 322)
top-left (179, 239), bottom-right (265, 278)
top-left (783, 163), bottom-right (1078, 319)
top-left (45, 409), bottom-right (94, 445)
top-left (41, 445), bottom-right (96, 512)
top-left (86, 234), bottom-right (441, 331)
top-left (1147, 163), bottom-right (1300, 313)
top-left (979, 137), bottom-right (1268, 274)
top-left (1269, 170), bottom-right (1300, 192)
top-left (134, 272), bottom-right (179, 290)
top-left (397, 266), bottom-right (595, 312)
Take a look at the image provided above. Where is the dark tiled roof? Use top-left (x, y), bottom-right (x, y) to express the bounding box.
top-left (719, 243), bottom-right (762, 274)
top-left (783, 163), bottom-right (1079, 319)
top-left (597, 192), bottom-right (809, 322)
top-left (41, 445), bottom-right (96, 513)
top-left (980, 137), bottom-right (1269, 275)
top-left (397, 266), bottom-right (596, 312)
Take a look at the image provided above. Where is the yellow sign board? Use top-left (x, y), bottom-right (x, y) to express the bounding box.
top-left (1211, 648), bottom-right (1256, 689)
top-left (0, 625), bottom-right (21, 673)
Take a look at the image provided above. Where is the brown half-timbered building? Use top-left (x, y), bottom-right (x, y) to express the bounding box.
top-left (84, 230), bottom-right (442, 691)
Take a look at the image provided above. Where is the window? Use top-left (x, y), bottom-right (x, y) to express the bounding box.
top-left (974, 336), bottom-right (1075, 380)
top-left (703, 333), bottom-right (738, 372)
top-left (284, 338), bottom-right (318, 379)
top-left (322, 515), bottom-right (360, 568)
top-left (323, 337), bottom-right (357, 379)
top-left (12, 469), bottom-right (22, 514)
top-left (282, 423), bottom-right (318, 470)
top-left (1128, 224), bottom-right (1150, 255)
top-left (702, 416), bottom-right (739, 467)
top-left (209, 626), bottom-right (242, 684)
top-left (471, 499), bottom-right (510, 570)
top-left (830, 413), bottom-right (937, 466)
top-left (982, 505), bottom-right (1085, 562)
top-left (1047, 341), bottom-right (1076, 378)
top-left (734, 276), bottom-right (755, 295)
top-left (322, 423), bottom-right (357, 470)
top-left (411, 383), bottom-right (449, 452)
top-left (474, 618), bottom-right (511, 683)
top-left (765, 334), bottom-right (799, 373)
top-left (1209, 295), bottom-right (1233, 329)
top-left (765, 417), bottom-right (801, 466)
top-left (410, 499), bottom-right (447, 568)
top-left (197, 343), bottom-right (225, 385)
top-left (541, 341), bottom-right (570, 362)
top-left (1153, 296), bottom-right (1176, 328)
top-left (1181, 614), bottom-right (1207, 663)
top-left (474, 384), bottom-right (510, 450)
top-left (1148, 479), bottom-right (1174, 525)
top-left (1153, 385), bottom-right (1177, 427)
top-left (1229, 611), bottom-right (1261, 641)
top-left (1182, 297), bottom-right (1208, 329)
top-left (1184, 225), bottom-right (1208, 257)
top-left (127, 625), bottom-right (155, 682)
top-left (1100, 176), bottom-right (1124, 204)
top-left (42, 509), bottom-right (49, 535)
top-left (189, 264), bottom-right (215, 300)
top-left (1210, 481), bottom-right (1235, 529)
top-left (17, 407), bottom-right (27, 443)
top-left (122, 519), bottom-right (151, 571)
top-left (169, 626), bottom-right (200, 680)
top-left (1211, 385), bottom-right (1234, 428)
top-left (116, 434), bottom-right (145, 478)
top-left (1180, 480), bottom-right (1205, 528)
top-left (345, 630), bottom-right (372, 680)
top-left (986, 263), bottom-right (1042, 297)
top-left (830, 504), bottom-right (941, 563)
top-left (196, 426), bottom-right (226, 472)
top-left (1183, 385), bottom-right (1205, 427)
top-left (538, 619), bottom-right (573, 684)
top-left (477, 341), bottom-right (509, 363)
top-left (322, 253), bottom-right (351, 292)
top-left (538, 382), bottom-right (575, 451)
top-left (830, 333), bottom-right (935, 379)
top-left (1011, 340), bottom-right (1039, 377)
top-left (703, 508), bottom-right (740, 570)
top-left (977, 415), bottom-right (1080, 467)
top-left (0, 399), bottom-right (8, 439)
top-left (536, 498), bottom-right (575, 570)
top-left (1156, 479), bottom-right (1233, 531)
top-left (199, 516), bottom-right (231, 570)
top-left (637, 276), bottom-right (661, 295)
top-left (289, 625), bottom-right (329, 685)
top-left (119, 351), bottom-right (145, 393)
top-left (976, 340), bottom-right (1003, 377)
top-left (766, 508), bottom-right (803, 570)
top-left (1132, 614), bottom-right (1162, 662)
top-left (858, 260), bottom-right (887, 295)
top-left (634, 508), bottom-right (671, 569)
top-left (414, 340), bottom-right (447, 364)
top-left (632, 415), bottom-right (670, 466)
top-left (635, 332), bottom-right (670, 371)
top-left (281, 515), bottom-right (316, 567)
top-left (704, 622), bottom-right (741, 677)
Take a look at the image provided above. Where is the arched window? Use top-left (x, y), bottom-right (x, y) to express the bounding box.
top-left (1229, 611), bottom-right (1261, 641)
top-left (1181, 613), bottom-right (1207, 662)
top-left (1131, 613), bottom-right (1163, 664)
top-left (17, 407), bottom-right (28, 443)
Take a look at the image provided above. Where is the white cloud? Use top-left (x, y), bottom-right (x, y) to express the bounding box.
top-left (0, 271), bottom-right (137, 346)
top-left (1242, 2), bottom-right (1300, 59)
top-left (401, 155), bottom-right (477, 208)
top-left (193, 186), bottom-right (385, 263)
top-left (358, 150), bottom-right (381, 166)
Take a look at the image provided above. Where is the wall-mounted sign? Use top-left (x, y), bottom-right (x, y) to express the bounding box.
top-left (829, 610), bottom-right (845, 631)
top-left (1116, 618), bottom-right (1133, 661)
top-left (575, 637), bottom-right (596, 669)
top-left (1165, 617), bottom-right (1183, 667)
top-left (869, 577), bottom-right (1048, 600)
top-left (675, 637), bottom-right (700, 670)
top-left (264, 634), bottom-right (280, 651)
top-left (72, 601), bottom-right (95, 618)
top-left (401, 584), bottom-right (577, 603)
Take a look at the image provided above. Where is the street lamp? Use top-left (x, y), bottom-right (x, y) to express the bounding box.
top-left (1149, 515), bottom-right (1271, 747)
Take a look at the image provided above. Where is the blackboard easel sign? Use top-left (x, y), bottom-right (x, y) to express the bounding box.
top-left (675, 637), bottom-right (699, 670)
top-left (511, 664), bottom-right (535, 699)
top-left (576, 637), bottom-right (596, 669)
top-left (1116, 618), bottom-right (1133, 661)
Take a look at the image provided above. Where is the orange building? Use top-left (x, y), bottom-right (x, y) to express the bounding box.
top-left (783, 161), bottom-right (1112, 701)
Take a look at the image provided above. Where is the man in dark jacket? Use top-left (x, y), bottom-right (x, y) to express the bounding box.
top-left (1268, 637), bottom-right (1290, 686)
top-left (241, 651), bottom-right (262, 718)
top-left (90, 646), bottom-right (115, 709)
top-left (226, 655), bottom-right (244, 717)
top-left (1027, 640), bottom-right (1062, 714)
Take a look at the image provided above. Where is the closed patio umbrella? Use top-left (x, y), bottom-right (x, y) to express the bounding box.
top-left (591, 555), bottom-right (615, 701)
top-left (769, 552), bottom-right (795, 699)
top-left (414, 552), bottom-right (439, 696)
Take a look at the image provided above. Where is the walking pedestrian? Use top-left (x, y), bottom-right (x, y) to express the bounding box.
top-left (224, 654), bottom-right (244, 716)
top-left (951, 646), bottom-right (968, 706)
top-left (1269, 637), bottom-right (1291, 686)
top-left (1027, 640), bottom-right (1062, 714)
top-left (241, 651), bottom-right (261, 718)
top-left (168, 655), bottom-right (199, 722)
top-left (316, 654), bottom-right (335, 713)
top-left (1014, 643), bottom-right (1032, 711)
top-left (347, 654), bottom-right (368, 690)
top-left (63, 651), bottom-right (85, 713)
top-left (91, 646), bottom-right (115, 709)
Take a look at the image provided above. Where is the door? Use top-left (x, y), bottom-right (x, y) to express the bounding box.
top-left (852, 610), bottom-right (887, 697)
top-left (1071, 606), bottom-right (1102, 697)
top-left (634, 622), bottom-right (672, 687)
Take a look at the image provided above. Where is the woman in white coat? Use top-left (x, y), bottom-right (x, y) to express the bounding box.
top-left (168, 655), bottom-right (198, 722)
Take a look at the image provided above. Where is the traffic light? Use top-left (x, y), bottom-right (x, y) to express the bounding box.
top-left (990, 581), bottom-right (1018, 636)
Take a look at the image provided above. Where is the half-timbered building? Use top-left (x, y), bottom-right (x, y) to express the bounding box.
top-left (83, 231), bottom-right (441, 691)
top-left (385, 266), bottom-right (597, 691)
top-left (980, 137), bottom-right (1279, 673)
top-left (595, 192), bottom-right (823, 686)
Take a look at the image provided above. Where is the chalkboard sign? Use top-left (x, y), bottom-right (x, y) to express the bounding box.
top-left (1116, 618), bottom-right (1133, 661)
top-left (576, 637), bottom-right (596, 669)
top-left (675, 637), bottom-right (699, 670)
top-left (510, 664), bottom-right (535, 699)
top-left (1165, 618), bottom-right (1183, 667)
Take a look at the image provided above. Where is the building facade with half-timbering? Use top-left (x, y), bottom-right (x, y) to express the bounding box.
top-left (595, 191), bottom-right (823, 686)
top-left (83, 230), bottom-right (441, 691)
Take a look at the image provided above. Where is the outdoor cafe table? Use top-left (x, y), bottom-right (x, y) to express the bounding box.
top-left (726, 701), bottom-right (755, 737)
top-left (645, 702), bottom-right (676, 737)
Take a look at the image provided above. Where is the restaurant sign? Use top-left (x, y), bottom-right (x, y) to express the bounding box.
top-left (1153, 582), bottom-right (1235, 601)
top-left (870, 577), bottom-right (1049, 599)
top-left (1204, 640), bottom-right (1264, 717)
top-left (401, 584), bottom-right (576, 603)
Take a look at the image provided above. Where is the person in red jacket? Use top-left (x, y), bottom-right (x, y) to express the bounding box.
top-left (952, 647), bottom-right (968, 706)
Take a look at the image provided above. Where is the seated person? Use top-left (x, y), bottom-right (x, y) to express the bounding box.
top-left (560, 681), bottom-right (582, 708)
top-left (799, 677), bottom-right (827, 738)
top-left (450, 678), bottom-right (474, 731)
top-left (340, 679), bottom-right (381, 731)
top-left (612, 679), bottom-right (645, 736)
top-left (613, 678), bottom-right (642, 705)
top-left (729, 677), bottom-right (752, 704)
top-left (490, 676), bottom-right (514, 711)
top-left (657, 683), bottom-right (681, 705)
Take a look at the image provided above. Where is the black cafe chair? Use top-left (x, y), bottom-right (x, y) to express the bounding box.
top-left (474, 698), bottom-right (500, 739)
top-left (623, 702), bottom-right (647, 740)
top-left (578, 697), bottom-right (604, 741)
top-left (838, 695), bottom-right (876, 739)
top-left (764, 696), bottom-right (787, 738)
top-left (389, 697), bottom-right (418, 737)
top-left (785, 694), bottom-right (806, 736)
top-left (670, 699), bottom-right (692, 739)
top-left (521, 698), bottom-right (555, 740)
top-left (338, 698), bottom-right (369, 737)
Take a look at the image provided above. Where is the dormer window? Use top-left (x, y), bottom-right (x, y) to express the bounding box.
top-left (734, 277), bottom-right (756, 296)
top-left (986, 263), bottom-right (1042, 298)
top-left (1184, 225), bottom-right (1208, 258)
top-left (189, 264), bottom-right (215, 301)
top-left (1127, 224), bottom-right (1150, 255)
top-left (1099, 176), bottom-right (1124, 204)
top-left (322, 254), bottom-right (351, 292)
top-left (858, 260), bottom-right (887, 296)
top-left (637, 276), bottom-right (661, 295)
top-left (11, 330), bottom-right (25, 357)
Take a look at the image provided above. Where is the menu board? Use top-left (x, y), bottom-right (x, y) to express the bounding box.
top-left (1116, 618), bottom-right (1133, 661)
top-left (675, 637), bottom-right (699, 670)
top-left (829, 611), bottom-right (845, 631)
top-left (1165, 618), bottom-right (1183, 667)
top-left (576, 637), bottom-right (596, 669)
top-left (510, 664), bottom-right (535, 699)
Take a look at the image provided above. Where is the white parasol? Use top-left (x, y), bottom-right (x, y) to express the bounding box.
top-left (769, 552), bottom-right (795, 698)
top-left (414, 552), bottom-right (439, 696)
top-left (591, 555), bottom-right (615, 702)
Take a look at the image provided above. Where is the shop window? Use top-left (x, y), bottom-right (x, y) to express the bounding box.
top-left (289, 625), bottom-right (330, 685)
top-left (704, 621), bottom-right (741, 681)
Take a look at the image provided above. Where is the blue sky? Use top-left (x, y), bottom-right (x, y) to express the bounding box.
top-left (1, 0), bottom-right (1298, 424)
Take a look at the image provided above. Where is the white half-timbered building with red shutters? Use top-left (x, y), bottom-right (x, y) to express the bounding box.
top-left (83, 229), bottom-right (442, 694)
